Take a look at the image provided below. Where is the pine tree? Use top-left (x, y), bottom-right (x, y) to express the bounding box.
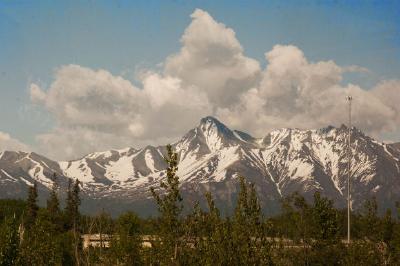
top-left (24, 182), bottom-right (38, 230)
top-left (64, 178), bottom-right (81, 266)
top-left (65, 179), bottom-right (73, 230)
top-left (150, 144), bottom-right (183, 264)
top-left (47, 173), bottom-right (60, 228)
top-left (65, 179), bottom-right (81, 230)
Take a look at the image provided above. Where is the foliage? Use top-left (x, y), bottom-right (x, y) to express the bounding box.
top-left (150, 144), bottom-right (183, 264)
top-left (1, 153), bottom-right (400, 265)
top-left (0, 199), bottom-right (26, 221)
top-left (0, 215), bottom-right (19, 266)
top-left (24, 182), bottom-right (38, 230)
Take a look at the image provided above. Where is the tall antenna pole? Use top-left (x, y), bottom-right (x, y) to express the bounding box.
top-left (346, 95), bottom-right (352, 244)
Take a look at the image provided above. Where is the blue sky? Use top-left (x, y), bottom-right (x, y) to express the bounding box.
top-left (1, 0), bottom-right (400, 159)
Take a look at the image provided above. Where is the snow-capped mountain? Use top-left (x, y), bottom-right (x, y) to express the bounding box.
top-left (1, 116), bottom-right (400, 216)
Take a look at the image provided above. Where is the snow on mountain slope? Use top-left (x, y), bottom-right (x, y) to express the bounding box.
top-left (0, 117), bottom-right (399, 216)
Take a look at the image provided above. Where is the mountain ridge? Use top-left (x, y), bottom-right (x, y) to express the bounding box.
top-left (1, 117), bottom-right (399, 216)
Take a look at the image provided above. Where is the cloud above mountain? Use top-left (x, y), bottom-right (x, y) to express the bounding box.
top-left (27, 8), bottom-right (400, 160)
top-left (0, 131), bottom-right (30, 152)
top-left (217, 45), bottom-right (398, 136)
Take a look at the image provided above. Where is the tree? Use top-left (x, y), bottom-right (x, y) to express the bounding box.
top-left (0, 215), bottom-right (20, 266)
top-left (110, 212), bottom-right (142, 265)
top-left (312, 192), bottom-right (340, 241)
top-left (47, 173), bottom-right (60, 214)
top-left (359, 197), bottom-right (380, 241)
top-left (65, 179), bottom-right (81, 230)
top-left (24, 182), bottom-right (39, 230)
top-left (381, 209), bottom-right (397, 264)
top-left (302, 192), bottom-right (345, 265)
top-left (18, 209), bottom-right (66, 266)
top-left (191, 192), bottom-right (228, 265)
top-left (231, 177), bottom-right (272, 265)
top-left (0, 199), bottom-right (26, 222)
top-left (47, 173), bottom-right (61, 228)
top-left (150, 144), bottom-right (183, 264)
top-left (64, 178), bottom-right (82, 266)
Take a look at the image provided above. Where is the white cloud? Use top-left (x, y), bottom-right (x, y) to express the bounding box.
top-left (0, 131), bottom-right (30, 152)
top-left (342, 65), bottom-right (370, 73)
top-left (164, 8), bottom-right (261, 107)
top-left (372, 80), bottom-right (400, 124)
top-left (30, 83), bottom-right (47, 104)
top-left (30, 64), bottom-right (211, 160)
top-left (28, 9), bottom-right (400, 160)
top-left (217, 44), bottom-right (400, 137)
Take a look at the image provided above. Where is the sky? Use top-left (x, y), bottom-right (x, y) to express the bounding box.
top-left (1, 0), bottom-right (400, 160)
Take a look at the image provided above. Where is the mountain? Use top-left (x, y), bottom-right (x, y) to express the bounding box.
top-left (1, 116), bottom-right (400, 216)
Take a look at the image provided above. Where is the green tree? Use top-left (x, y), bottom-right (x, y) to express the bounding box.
top-left (189, 193), bottom-right (229, 265)
top-left (109, 212), bottom-right (142, 265)
top-left (231, 177), bottom-right (272, 265)
top-left (390, 202), bottom-right (400, 264)
top-left (47, 173), bottom-right (61, 229)
top-left (64, 178), bottom-right (82, 266)
top-left (0, 199), bottom-right (26, 221)
top-left (24, 182), bottom-right (39, 230)
top-left (312, 192), bottom-right (340, 241)
top-left (307, 192), bottom-right (344, 265)
top-left (47, 173), bottom-right (60, 214)
top-left (0, 215), bottom-right (20, 266)
top-left (381, 209), bottom-right (399, 264)
top-left (18, 209), bottom-right (68, 266)
top-left (150, 144), bottom-right (183, 264)
top-left (65, 179), bottom-right (81, 231)
top-left (359, 197), bottom-right (380, 241)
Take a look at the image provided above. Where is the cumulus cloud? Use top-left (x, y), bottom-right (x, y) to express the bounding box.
top-left (0, 131), bottom-right (30, 152)
top-left (28, 9), bottom-right (400, 160)
top-left (217, 44), bottom-right (399, 136)
top-left (31, 65), bottom-right (211, 160)
top-left (165, 9), bottom-right (261, 107)
top-left (372, 80), bottom-right (400, 125)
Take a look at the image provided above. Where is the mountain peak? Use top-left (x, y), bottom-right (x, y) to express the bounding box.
top-left (200, 116), bottom-right (224, 126)
top-left (198, 116), bottom-right (234, 136)
top-left (193, 116), bottom-right (253, 152)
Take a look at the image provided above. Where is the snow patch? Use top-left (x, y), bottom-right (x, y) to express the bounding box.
top-left (145, 150), bottom-right (156, 173)
top-left (287, 159), bottom-right (313, 180)
top-left (20, 177), bottom-right (33, 186)
top-left (1, 169), bottom-right (17, 182)
top-left (105, 155), bottom-right (135, 182)
top-left (62, 159), bottom-right (95, 183)
top-left (95, 162), bottom-right (106, 169)
top-left (26, 155), bottom-right (53, 188)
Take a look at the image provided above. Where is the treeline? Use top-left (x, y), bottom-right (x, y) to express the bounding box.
top-left (0, 145), bottom-right (400, 265)
top-left (0, 175), bottom-right (82, 265)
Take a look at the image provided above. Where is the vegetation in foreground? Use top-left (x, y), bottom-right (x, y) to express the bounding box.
top-left (1, 145), bottom-right (400, 265)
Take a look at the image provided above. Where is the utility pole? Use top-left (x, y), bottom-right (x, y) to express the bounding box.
top-left (346, 95), bottom-right (352, 244)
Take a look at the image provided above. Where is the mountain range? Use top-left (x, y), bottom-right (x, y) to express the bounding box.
top-left (1, 116), bottom-right (399, 216)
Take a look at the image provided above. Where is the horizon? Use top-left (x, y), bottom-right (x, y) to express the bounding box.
top-left (1, 1), bottom-right (400, 160)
